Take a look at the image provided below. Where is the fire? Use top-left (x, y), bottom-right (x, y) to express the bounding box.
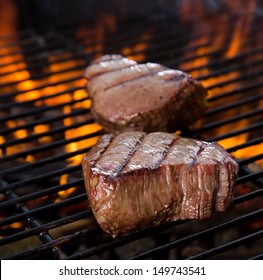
top-left (179, 7), bottom-right (263, 166)
top-left (63, 101), bottom-right (102, 166)
top-left (33, 124), bottom-right (52, 144)
top-left (75, 12), bottom-right (117, 58)
top-left (0, 0), bottom-right (17, 36)
top-left (56, 178), bottom-right (76, 202)
top-left (121, 30), bottom-right (152, 62)
top-left (58, 91), bottom-right (102, 190)
top-left (0, 1), bottom-right (262, 209)
top-left (0, 13), bottom-right (104, 203)
top-left (234, 143), bottom-right (263, 167)
top-left (1, 221), bottom-right (23, 231)
top-left (0, 136), bottom-right (5, 157)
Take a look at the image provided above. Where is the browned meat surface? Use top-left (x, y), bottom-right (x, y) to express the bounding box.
top-left (84, 54), bottom-right (207, 133)
top-left (82, 131), bottom-right (239, 237)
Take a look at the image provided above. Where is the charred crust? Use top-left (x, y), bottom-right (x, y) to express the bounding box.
top-left (114, 133), bottom-right (146, 176)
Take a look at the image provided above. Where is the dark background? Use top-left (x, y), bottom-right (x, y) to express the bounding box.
top-left (11, 0), bottom-right (263, 29)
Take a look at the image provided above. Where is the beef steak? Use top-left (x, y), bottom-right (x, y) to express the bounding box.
top-left (82, 131), bottom-right (239, 237)
top-left (84, 54), bottom-right (207, 133)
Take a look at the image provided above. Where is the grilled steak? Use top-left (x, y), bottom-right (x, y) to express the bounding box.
top-left (82, 131), bottom-right (239, 237)
top-left (84, 54), bottom-right (207, 133)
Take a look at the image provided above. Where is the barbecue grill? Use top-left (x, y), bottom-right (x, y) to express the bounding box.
top-left (0, 0), bottom-right (263, 260)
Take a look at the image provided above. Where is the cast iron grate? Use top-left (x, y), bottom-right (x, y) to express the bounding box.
top-left (0, 16), bottom-right (263, 260)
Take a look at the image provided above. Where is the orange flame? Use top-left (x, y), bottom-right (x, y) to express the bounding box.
top-left (0, 1), bottom-right (262, 205)
top-left (121, 30), bottom-right (152, 62)
top-left (180, 5), bottom-right (262, 167)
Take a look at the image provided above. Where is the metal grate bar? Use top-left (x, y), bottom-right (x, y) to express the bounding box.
top-left (196, 109), bottom-right (263, 132)
top-left (65, 187), bottom-right (263, 260)
top-left (239, 165), bottom-right (263, 187)
top-left (10, 221), bottom-right (187, 260)
top-left (0, 146), bottom-right (92, 177)
top-left (0, 106), bottom-right (89, 135)
top-left (0, 179), bottom-right (84, 209)
top-left (0, 27), bottom-right (87, 60)
top-left (0, 29), bottom-right (69, 49)
top-left (207, 121), bottom-right (263, 142)
top-left (185, 48), bottom-right (263, 75)
top-left (0, 112), bottom-right (94, 151)
top-left (0, 96), bottom-right (89, 127)
top-left (166, 32), bottom-right (263, 67)
top-left (0, 128), bottom-right (100, 163)
top-left (207, 81), bottom-right (263, 102)
top-left (4, 185), bottom-right (262, 260)
top-left (206, 94), bottom-right (263, 116)
top-left (236, 170), bottom-right (263, 185)
top-left (128, 209), bottom-right (263, 260)
top-left (187, 230), bottom-right (263, 260)
top-left (0, 23), bottom-right (207, 79)
top-left (0, 165), bottom-right (81, 193)
top-left (237, 153), bottom-right (263, 166)
top-left (205, 67), bottom-right (263, 91)
top-left (0, 85), bottom-right (83, 110)
top-left (5, 227), bottom-right (98, 260)
top-left (234, 189), bottom-right (263, 204)
top-left (0, 210), bottom-right (91, 246)
top-left (0, 52), bottom-right (85, 78)
top-left (0, 63), bottom-right (86, 89)
top-left (0, 193), bottom-right (87, 228)
top-left (250, 253), bottom-right (263, 260)
top-left (1, 179), bottom-right (67, 259)
top-left (227, 136), bottom-right (263, 153)
top-left (0, 74), bottom-right (83, 100)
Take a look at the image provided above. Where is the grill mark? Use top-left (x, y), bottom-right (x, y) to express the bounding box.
top-left (90, 134), bottom-right (114, 168)
top-left (166, 73), bottom-right (187, 82)
top-left (155, 135), bottom-right (180, 168)
top-left (121, 133), bottom-right (178, 173)
top-left (115, 133), bottom-right (146, 176)
top-left (103, 67), bottom-right (168, 91)
top-left (190, 142), bottom-right (207, 167)
top-left (193, 142), bottom-right (231, 168)
top-left (88, 63), bottom-right (138, 82)
top-left (94, 132), bottom-right (145, 176)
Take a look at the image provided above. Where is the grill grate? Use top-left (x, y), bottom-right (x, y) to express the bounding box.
top-left (0, 15), bottom-right (263, 260)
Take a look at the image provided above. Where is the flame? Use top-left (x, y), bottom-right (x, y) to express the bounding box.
top-left (121, 30), bottom-right (152, 62)
top-left (75, 12), bottom-right (117, 58)
top-left (0, 14), bottom-right (102, 203)
top-left (10, 222), bottom-right (23, 229)
top-left (226, 1), bottom-right (255, 58)
top-left (34, 124), bottom-right (52, 144)
top-left (0, 1), bottom-right (262, 209)
top-left (56, 180), bottom-right (76, 202)
top-left (57, 94), bottom-right (102, 190)
top-left (0, 0), bottom-right (28, 88)
top-left (1, 221), bottom-right (23, 231)
top-left (180, 5), bottom-right (262, 167)
top-left (0, 0), bottom-right (17, 36)
top-left (63, 101), bottom-right (101, 166)
top-left (234, 143), bottom-right (263, 167)
top-left (0, 136), bottom-right (5, 157)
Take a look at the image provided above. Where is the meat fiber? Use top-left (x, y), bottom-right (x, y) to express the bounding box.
top-left (82, 131), bottom-right (239, 237)
top-left (84, 54), bottom-right (207, 133)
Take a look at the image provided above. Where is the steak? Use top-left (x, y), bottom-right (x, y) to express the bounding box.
top-left (84, 54), bottom-right (207, 133)
top-left (82, 131), bottom-right (239, 237)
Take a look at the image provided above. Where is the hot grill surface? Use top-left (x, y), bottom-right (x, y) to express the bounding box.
top-left (0, 15), bottom-right (263, 260)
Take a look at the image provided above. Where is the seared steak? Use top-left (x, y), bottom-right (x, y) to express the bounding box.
top-left (82, 131), bottom-right (239, 237)
top-left (84, 54), bottom-right (207, 133)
